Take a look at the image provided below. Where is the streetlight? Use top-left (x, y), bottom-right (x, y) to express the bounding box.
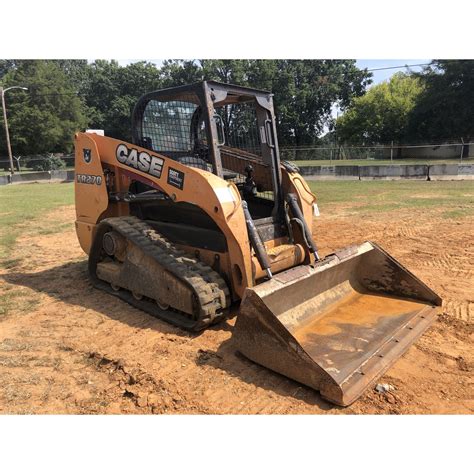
top-left (0, 85), bottom-right (28, 175)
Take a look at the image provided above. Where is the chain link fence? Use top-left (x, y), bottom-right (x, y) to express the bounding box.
top-left (0, 153), bottom-right (74, 173)
top-left (1, 140), bottom-right (473, 174)
top-left (281, 140), bottom-right (474, 163)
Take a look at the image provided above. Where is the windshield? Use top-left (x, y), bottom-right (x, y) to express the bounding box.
top-left (141, 99), bottom-right (199, 154)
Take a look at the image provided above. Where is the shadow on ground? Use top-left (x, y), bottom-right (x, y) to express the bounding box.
top-left (194, 338), bottom-right (338, 411)
top-left (2, 260), bottom-right (339, 412)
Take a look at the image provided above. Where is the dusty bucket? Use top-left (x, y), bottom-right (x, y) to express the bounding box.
top-left (232, 242), bottom-right (442, 406)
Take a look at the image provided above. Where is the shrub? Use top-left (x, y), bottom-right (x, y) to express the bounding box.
top-left (25, 154), bottom-right (66, 171)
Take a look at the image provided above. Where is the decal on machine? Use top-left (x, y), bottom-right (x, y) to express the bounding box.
top-left (83, 148), bottom-right (92, 163)
top-left (116, 144), bottom-right (164, 178)
top-left (215, 186), bottom-right (236, 203)
top-left (167, 167), bottom-right (185, 190)
top-left (77, 174), bottom-right (103, 185)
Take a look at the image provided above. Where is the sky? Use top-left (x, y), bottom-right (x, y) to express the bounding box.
top-left (356, 59), bottom-right (431, 86)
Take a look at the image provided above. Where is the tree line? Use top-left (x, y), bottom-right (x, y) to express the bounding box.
top-left (0, 59), bottom-right (472, 159)
top-left (336, 60), bottom-right (474, 149)
top-left (0, 59), bottom-right (370, 157)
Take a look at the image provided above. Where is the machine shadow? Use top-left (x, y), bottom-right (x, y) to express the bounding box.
top-left (2, 260), bottom-right (231, 338)
top-left (195, 338), bottom-right (340, 411)
top-left (3, 260), bottom-right (341, 411)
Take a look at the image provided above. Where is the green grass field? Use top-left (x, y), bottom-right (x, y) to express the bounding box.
top-left (0, 183), bottom-right (74, 266)
top-left (308, 179), bottom-right (474, 218)
top-left (0, 180), bottom-right (472, 268)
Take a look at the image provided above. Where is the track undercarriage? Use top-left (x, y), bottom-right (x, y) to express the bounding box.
top-left (88, 216), bottom-right (230, 331)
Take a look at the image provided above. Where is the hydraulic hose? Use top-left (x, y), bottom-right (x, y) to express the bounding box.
top-left (242, 201), bottom-right (272, 279)
top-left (286, 193), bottom-right (320, 261)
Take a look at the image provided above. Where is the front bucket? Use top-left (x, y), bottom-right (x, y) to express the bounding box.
top-left (232, 242), bottom-right (442, 406)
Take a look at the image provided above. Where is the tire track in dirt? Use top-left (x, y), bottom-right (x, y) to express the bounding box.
top-left (443, 300), bottom-right (473, 322)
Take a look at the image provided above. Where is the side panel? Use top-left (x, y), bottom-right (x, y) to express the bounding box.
top-left (74, 133), bottom-right (109, 254)
top-left (74, 132), bottom-right (253, 298)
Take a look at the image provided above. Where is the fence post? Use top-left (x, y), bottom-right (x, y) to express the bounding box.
top-left (14, 156), bottom-right (21, 172)
top-left (460, 137), bottom-right (464, 163)
top-left (390, 141), bottom-right (394, 163)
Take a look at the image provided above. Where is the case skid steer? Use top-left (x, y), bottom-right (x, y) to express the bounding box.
top-left (74, 81), bottom-right (441, 406)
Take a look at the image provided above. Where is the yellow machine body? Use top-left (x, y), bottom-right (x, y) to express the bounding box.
top-left (75, 132), bottom-right (314, 299)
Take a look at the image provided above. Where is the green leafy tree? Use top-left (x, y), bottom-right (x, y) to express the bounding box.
top-left (201, 59), bottom-right (252, 84)
top-left (161, 59), bottom-right (258, 86)
top-left (408, 60), bottom-right (474, 153)
top-left (53, 60), bottom-right (90, 90)
top-left (336, 72), bottom-right (424, 144)
top-left (269, 60), bottom-right (370, 148)
top-left (82, 60), bottom-right (162, 141)
top-left (0, 60), bottom-right (16, 80)
top-left (0, 60), bottom-right (87, 155)
top-left (160, 59), bottom-right (371, 148)
top-left (160, 60), bottom-right (203, 86)
top-left (1, 59), bottom-right (372, 156)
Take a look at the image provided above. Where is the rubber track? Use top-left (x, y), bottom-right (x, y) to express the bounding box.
top-left (90, 216), bottom-right (230, 331)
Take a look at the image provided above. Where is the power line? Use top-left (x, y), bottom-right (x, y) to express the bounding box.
top-left (365, 62), bottom-right (432, 72)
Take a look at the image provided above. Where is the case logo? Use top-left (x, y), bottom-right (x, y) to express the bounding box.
top-left (116, 144), bottom-right (164, 178)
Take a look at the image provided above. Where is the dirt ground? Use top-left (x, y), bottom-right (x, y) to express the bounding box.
top-left (0, 204), bottom-right (472, 414)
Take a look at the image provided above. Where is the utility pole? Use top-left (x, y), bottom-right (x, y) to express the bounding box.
top-left (0, 86), bottom-right (28, 175)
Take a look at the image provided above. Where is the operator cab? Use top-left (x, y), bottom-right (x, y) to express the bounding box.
top-left (131, 81), bottom-right (284, 222)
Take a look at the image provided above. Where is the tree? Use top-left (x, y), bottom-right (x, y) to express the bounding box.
top-left (82, 60), bottom-right (162, 141)
top-left (0, 60), bottom-right (87, 155)
top-left (269, 60), bottom-right (371, 148)
top-left (160, 59), bottom-right (372, 148)
top-left (0, 60), bottom-right (16, 80)
top-left (336, 73), bottom-right (424, 144)
top-left (407, 60), bottom-right (474, 151)
top-left (53, 60), bottom-right (90, 90)
top-left (1, 59), bottom-right (372, 156)
top-left (160, 60), bottom-right (203, 86)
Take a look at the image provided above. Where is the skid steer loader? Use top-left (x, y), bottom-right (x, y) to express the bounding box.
top-left (74, 81), bottom-right (441, 406)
